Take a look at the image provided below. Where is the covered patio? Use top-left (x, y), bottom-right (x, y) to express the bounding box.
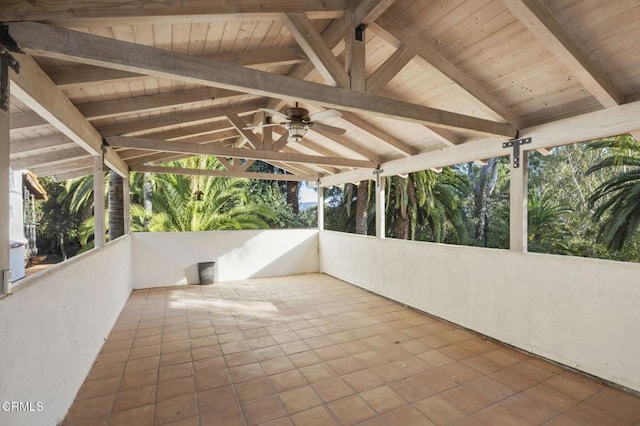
top-left (2, 0), bottom-right (640, 425)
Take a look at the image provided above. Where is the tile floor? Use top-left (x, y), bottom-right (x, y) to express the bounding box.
top-left (63, 273), bottom-right (640, 425)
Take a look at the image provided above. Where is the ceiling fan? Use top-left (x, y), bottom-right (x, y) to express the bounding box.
top-left (246, 103), bottom-right (347, 142)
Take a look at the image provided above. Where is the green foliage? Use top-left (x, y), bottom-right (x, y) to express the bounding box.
top-left (527, 188), bottom-right (573, 254)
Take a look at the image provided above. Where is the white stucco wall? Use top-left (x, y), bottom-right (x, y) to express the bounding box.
top-left (0, 236), bottom-right (133, 426)
top-left (131, 229), bottom-right (319, 289)
top-left (319, 231), bottom-right (640, 393)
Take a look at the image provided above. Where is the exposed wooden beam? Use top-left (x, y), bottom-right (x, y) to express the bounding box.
top-left (271, 133), bottom-right (290, 152)
top-left (283, 13), bottom-right (350, 88)
top-left (366, 46), bottom-right (415, 93)
top-left (502, 0), bottom-right (624, 107)
top-left (97, 100), bottom-right (265, 137)
top-left (237, 159), bottom-right (256, 173)
top-left (108, 136), bottom-right (377, 169)
top-left (7, 22), bottom-right (516, 138)
top-left (216, 157), bottom-right (233, 171)
top-left (9, 54), bottom-right (128, 176)
top-left (227, 114), bottom-right (263, 149)
top-left (630, 130), bottom-right (640, 141)
top-left (78, 88), bottom-right (240, 120)
top-left (52, 167), bottom-right (93, 182)
top-left (340, 111), bottom-right (418, 156)
top-left (132, 165), bottom-right (317, 182)
top-left (47, 47), bottom-right (308, 88)
top-left (345, 12), bottom-right (366, 92)
top-left (10, 134), bottom-right (75, 156)
top-left (373, 12), bottom-right (522, 127)
top-left (141, 121), bottom-right (236, 141)
top-left (0, 1), bottom-right (350, 24)
top-left (312, 128), bottom-right (385, 163)
top-left (320, 99), bottom-right (640, 187)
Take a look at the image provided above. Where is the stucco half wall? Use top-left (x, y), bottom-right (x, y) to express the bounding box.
top-left (0, 236), bottom-right (133, 426)
top-left (319, 230), bottom-right (640, 393)
top-left (132, 229), bottom-right (319, 289)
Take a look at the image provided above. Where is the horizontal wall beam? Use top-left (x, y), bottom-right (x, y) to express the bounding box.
top-left (132, 165), bottom-right (316, 182)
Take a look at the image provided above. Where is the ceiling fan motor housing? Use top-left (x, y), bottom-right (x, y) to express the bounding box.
top-left (285, 107), bottom-right (310, 121)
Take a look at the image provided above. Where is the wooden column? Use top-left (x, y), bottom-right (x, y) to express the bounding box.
top-left (0, 93), bottom-right (10, 293)
top-left (123, 174), bottom-right (131, 235)
top-left (93, 155), bottom-right (105, 248)
top-left (510, 152), bottom-right (528, 253)
top-left (376, 175), bottom-right (386, 238)
top-left (317, 186), bottom-right (324, 231)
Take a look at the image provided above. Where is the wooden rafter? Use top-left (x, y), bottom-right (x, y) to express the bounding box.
top-left (366, 45), bottom-right (415, 94)
top-left (373, 12), bottom-right (522, 127)
top-left (10, 134), bottom-right (75, 156)
top-left (283, 13), bottom-right (350, 88)
top-left (502, 0), bottom-right (624, 108)
top-left (9, 54), bottom-right (128, 176)
top-left (340, 112), bottom-right (418, 157)
top-left (226, 114), bottom-right (262, 149)
top-left (107, 136), bottom-right (377, 169)
top-left (131, 165), bottom-right (316, 182)
top-left (7, 22), bottom-right (516, 138)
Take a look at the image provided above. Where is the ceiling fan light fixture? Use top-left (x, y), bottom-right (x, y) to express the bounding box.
top-left (285, 121), bottom-right (309, 142)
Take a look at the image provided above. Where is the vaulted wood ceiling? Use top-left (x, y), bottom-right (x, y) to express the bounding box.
top-left (3, 0), bottom-right (640, 184)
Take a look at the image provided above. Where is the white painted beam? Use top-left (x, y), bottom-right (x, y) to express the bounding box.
top-left (376, 176), bottom-right (386, 238)
top-left (317, 187), bottom-right (324, 230)
top-left (0, 95), bottom-right (9, 293)
top-left (7, 22), bottom-right (516, 138)
top-left (123, 174), bottom-right (130, 235)
top-left (320, 99), bottom-right (640, 186)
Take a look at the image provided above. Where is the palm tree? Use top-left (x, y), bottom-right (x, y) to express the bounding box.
top-left (386, 168), bottom-right (469, 243)
top-left (587, 135), bottom-right (640, 251)
top-left (527, 187), bottom-right (573, 254)
top-left (145, 156), bottom-right (276, 232)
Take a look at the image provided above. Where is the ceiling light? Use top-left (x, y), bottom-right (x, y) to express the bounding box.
top-left (285, 121), bottom-right (309, 142)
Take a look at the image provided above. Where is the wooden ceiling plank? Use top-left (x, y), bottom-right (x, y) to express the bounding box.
top-left (340, 111), bottom-right (418, 156)
top-left (7, 22), bottom-right (516, 138)
top-left (502, 0), bottom-right (624, 107)
top-left (131, 165), bottom-right (316, 182)
top-left (10, 111), bottom-right (47, 130)
top-left (312, 128), bottom-right (385, 163)
top-left (142, 121), bottom-right (236, 141)
top-left (52, 167), bottom-right (94, 181)
top-left (283, 13), bottom-right (350, 88)
top-left (97, 99), bottom-right (266, 137)
top-left (11, 146), bottom-right (88, 169)
top-left (108, 135), bottom-right (377, 169)
top-left (0, 0), bottom-right (350, 24)
top-left (320, 99), bottom-right (640, 186)
top-left (372, 12), bottom-right (522, 127)
top-left (227, 113), bottom-right (263, 149)
top-left (9, 54), bottom-right (128, 176)
top-left (10, 134), bottom-right (76, 156)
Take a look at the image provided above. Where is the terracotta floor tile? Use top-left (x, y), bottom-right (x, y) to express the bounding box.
top-left (415, 369), bottom-right (460, 392)
top-left (75, 376), bottom-right (121, 401)
top-left (85, 362), bottom-right (126, 382)
top-left (272, 332), bottom-right (300, 344)
top-left (124, 355), bottom-right (160, 374)
top-left (113, 384), bottom-right (156, 412)
top-left (510, 360), bottom-right (556, 382)
top-left (197, 385), bottom-right (238, 415)
top-left (229, 362), bottom-right (265, 383)
top-left (523, 383), bottom-right (580, 412)
top-left (261, 356), bottom-right (296, 375)
top-left (388, 377), bottom-right (436, 402)
top-left (221, 341), bottom-right (250, 355)
top-left (417, 350), bottom-right (455, 367)
top-left (129, 344), bottom-right (162, 360)
top-left (200, 403), bottom-right (245, 426)
top-left (498, 393), bottom-right (560, 424)
top-left (194, 368), bottom-right (232, 392)
top-left (270, 370), bottom-right (308, 392)
top-left (382, 405), bottom-right (435, 426)
top-left (64, 394), bottom-right (115, 423)
top-left (242, 395), bottom-right (287, 426)
top-left (109, 404), bottom-right (154, 426)
top-left (586, 388), bottom-right (640, 423)
top-left (352, 350), bottom-right (389, 368)
top-left (288, 350), bottom-right (323, 368)
top-left (414, 394), bottom-right (466, 424)
top-left (191, 345), bottom-right (221, 360)
top-left (298, 363), bottom-right (337, 383)
top-left (441, 384), bottom-right (494, 414)
top-left (544, 372), bottom-right (603, 401)
top-left (154, 394), bottom-right (198, 425)
top-left (156, 376), bottom-right (195, 402)
top-left (562, 402), bottom-right (628, 425)
top-left (342, 369), bottom-right (384, 392)
top-left (280, 340), bottom-right (312, 356)
top-left (467, 376), bottom-right (517, 402)
top-left (441, 361), bottom-right (483, 384)
top-left (360, 385), bottom-right (407, 414)
top-left (466, 403), bottom-right (534, 426)
top-left (312, 377), bottom-right (355, 402)
top-left (235, 377), bottom-right (276, 402)
top-left (327, 356), bottom-right (364, 375)
top-left (253, 345), bottom-right (286, 362)
top-left (328, 394), bottom-right (376, 425)
top-left (159, 362), bottom-right (193, 382)
top-left (315, 345), bottom-right (349, 361)
top-left (368, 362), bottom-right (411, 382)
top-left (160, 350), bottom-right (193, 367)
top-left (279, 385), bottom-right (323, 414)
top-left (291, 406), bottom-right (338, 426)
top-left (94, 349), bottom-right (131, 366)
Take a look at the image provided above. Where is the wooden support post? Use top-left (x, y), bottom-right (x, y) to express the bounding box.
top-left (93, 155), bottom-right (105, 248)
top-left (317, 185), bottom-right (324, 231)
top-left (510, 151), bottom-right (528, 253)
top-left (123, 174), bottom-right (131, 235)
top-left (375, 172), bottom-right (385, 239)
top-left (0, 90), bottom-right (9, 293)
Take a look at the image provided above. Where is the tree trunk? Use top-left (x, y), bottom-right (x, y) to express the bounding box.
top-left (396, 213), bottom-right (410, 240)
top-left (355, 180), bottom-right (369, 234)
top-left (472, 158), bottom-right (499, 245)
top-left (108, 170), bottom-right (124, 241)
top-left (143, 172), bottom-right (153, 229)
top-left (286, 181), bottom-right (299, 214)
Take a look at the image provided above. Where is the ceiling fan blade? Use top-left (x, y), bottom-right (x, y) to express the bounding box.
top-left (243, 123), bottom-right (282, 130)
top-left (308, 109), bottom-right (342, 121)
top-left (259, 108), bottom-right (290, 120)
top-left (311, 122), bottom-right (347, 135)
